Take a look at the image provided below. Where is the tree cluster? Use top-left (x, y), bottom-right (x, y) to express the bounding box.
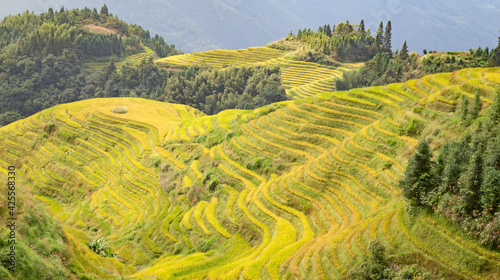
top-left (400, 90), bottom-right (500, 249)
top-left (349, 240), bottom-right (433, 280)
top-left (335, 50), bottom-right (419, 90)
top-left (335, 41), bottom-right (498, 91)
top-left (0, 6), bottom-right (180, 126)
top-left (271, 20), bottom-right (393, 62)
top-left (160, 65), bottom-right (287, 115)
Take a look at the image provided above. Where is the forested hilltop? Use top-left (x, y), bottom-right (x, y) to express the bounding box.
top-left (0, 6), bottom-right (291, 126)
top-left (268, 21), bottom-right (500, 91)
top-left (0, 5), bottom-right (179, 125)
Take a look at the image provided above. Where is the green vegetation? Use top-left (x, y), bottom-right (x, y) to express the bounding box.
top-left (84, 238), bottom-right (118, 258)
top-left (349, 240), bottom-right (433, 280)
top-left (161, 65), bottom-right (287, 114)
top-left (0, 6), bottom-right (179, 126)
top-left (268, 20), bottom-right (389, 63)
top-left (401, 89), bottom-right (500, 249)
top-left (335, 39), bottom-right (500, 91)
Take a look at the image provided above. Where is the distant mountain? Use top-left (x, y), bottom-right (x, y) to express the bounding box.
top-left (1, 0), bottom-right (499, 53)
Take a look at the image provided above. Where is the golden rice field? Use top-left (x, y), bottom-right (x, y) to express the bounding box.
top-left (155, 47), bottom-right (286, 68)
top-left (1, 67), bottom-right (500, 279)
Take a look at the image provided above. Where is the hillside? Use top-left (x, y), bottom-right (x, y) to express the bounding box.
top-left (1, 66), bottom-right (500, 279)
top-left (0, 6), bottom-right (179, 126)
top-left (155, 47), bottom-right (354, 100)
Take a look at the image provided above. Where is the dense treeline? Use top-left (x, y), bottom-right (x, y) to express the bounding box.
top-left (86, 59), bottom-right (287, 115)
top-left (401, 90), bottom-right (500, 248)
top-left (0, 50), bottom-right (85, 124)
top-left (0, 6), bottom-right (181, 126)
top-left (160, 66), bottom-right (287, 114)
top-left (143, 33), bottom-right (178, 59)
top-left (336, 37), bottom-right (500, 91)
top-left (269, 20), bottom-right (392, 63)
top-left (335, 51), bottom-right (419, 90)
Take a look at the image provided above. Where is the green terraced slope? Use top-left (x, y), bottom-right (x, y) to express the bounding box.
top-left (1, 67), bottom-right (500, 279)
top-left (82, 47), bottom-right (155, 73)
top-left (154, 46), bottom-right (357, 100)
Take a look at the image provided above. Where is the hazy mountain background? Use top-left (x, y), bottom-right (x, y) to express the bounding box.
top-left (1, 0), bottom-right (499, 54)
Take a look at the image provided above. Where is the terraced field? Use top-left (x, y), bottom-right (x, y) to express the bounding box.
top-left (154, 47), bottom-right (354, 99)
top-left (81, 47), bottom-right (155, 73)
top-left (155, 47), bottom-right (286, 68)
top-left (1, 67), bottom-right (500, 279)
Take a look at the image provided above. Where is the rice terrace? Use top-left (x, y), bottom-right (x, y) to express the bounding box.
top-left (1, 4), bottom-right (500, 280)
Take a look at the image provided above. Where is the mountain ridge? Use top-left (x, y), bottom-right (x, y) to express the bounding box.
top-left (2, 0), bottom-right (498, 53)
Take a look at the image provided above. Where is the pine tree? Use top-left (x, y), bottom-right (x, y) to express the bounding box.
top-left (400, 40), bottom-right (408, 60)
top-left (400, 139), bottom-right (435, 205)
top-left (481, 166), bottom-right (500, 213)
top-left (375, 21), bottom-right (384, 51)
top-left (440, 143), bottom-right (462, 193)
top-left (484, 130), bottom-right (500, 170)
top-left (358, 19), bottom-right (365, 34)
top-left (460, 95), bottom-right (469, 125)
top-left (100, 4), bottom-right (109, 16)
top-left (486, 89), bottom-right (500, 131)
top-left (384, 21), bottom-right (392, 53)
top-left (470, 88), bottom-right (482, 119)
top-left (462, 144), bottom-right (484, 212)
top-left (325, 24), bottom-right (332, 37)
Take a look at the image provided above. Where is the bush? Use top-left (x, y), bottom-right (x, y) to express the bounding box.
top-left (111, 106), bottom-right (128, 114)
top-left (348, 240), bottom-right (394, 280)
top-left (246, 157), bottom-right (271, 170)
top-left (44, 123), bottom-right (56, 134)
top-left (400, 118), bottom-right (425, 137)
top-left (394, 264), bottom-right (433, 280)
top-left (83, 238), bottom-right (118, 258)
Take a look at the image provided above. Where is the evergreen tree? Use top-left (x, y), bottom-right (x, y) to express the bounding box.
top-left (470, 88), bottom-right (482, 119)
top-left (100, 4), bottom-right (109, 16)
top-left (375, 21), bottom-right (384, 51)
top-left (400, 139), bottom-right (436, 205)
top-left (481, 166), bottom-right (500, 213)
top-left (400, 40), bottom-right (409, 60)
top-left (384, 21), bottom-right (392, 53)
top-left (484, 131), bottom-right (500, 170)
top-left (325, 24), bottom-right (332, 37)
top-left (462, 143), bottom-right (484, 212)
top-left (358, 19), bottom-right (365, 34)
top-left (486, 89), bottom-right (500, 131)
top-left (460, 95), bottom-right (470, 125)
top-left (440, 143), bottom-right (462, 193)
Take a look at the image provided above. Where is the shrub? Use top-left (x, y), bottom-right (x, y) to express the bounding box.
top-left (399, 118), bottom-right (425, 137)
top-left (111, 106), bottom-right (128, 114)
top-left (246, 157), bottom-right (271, 171)
top-left (83, 238), bottom-right (119, 258)
top-left (44, 123), bottom-right (56, 134)
top-left (394, 264), bottom-right (433, 280)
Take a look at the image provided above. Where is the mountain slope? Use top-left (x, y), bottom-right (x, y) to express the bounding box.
top-left (1, 67), bottom-right (500, 279)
